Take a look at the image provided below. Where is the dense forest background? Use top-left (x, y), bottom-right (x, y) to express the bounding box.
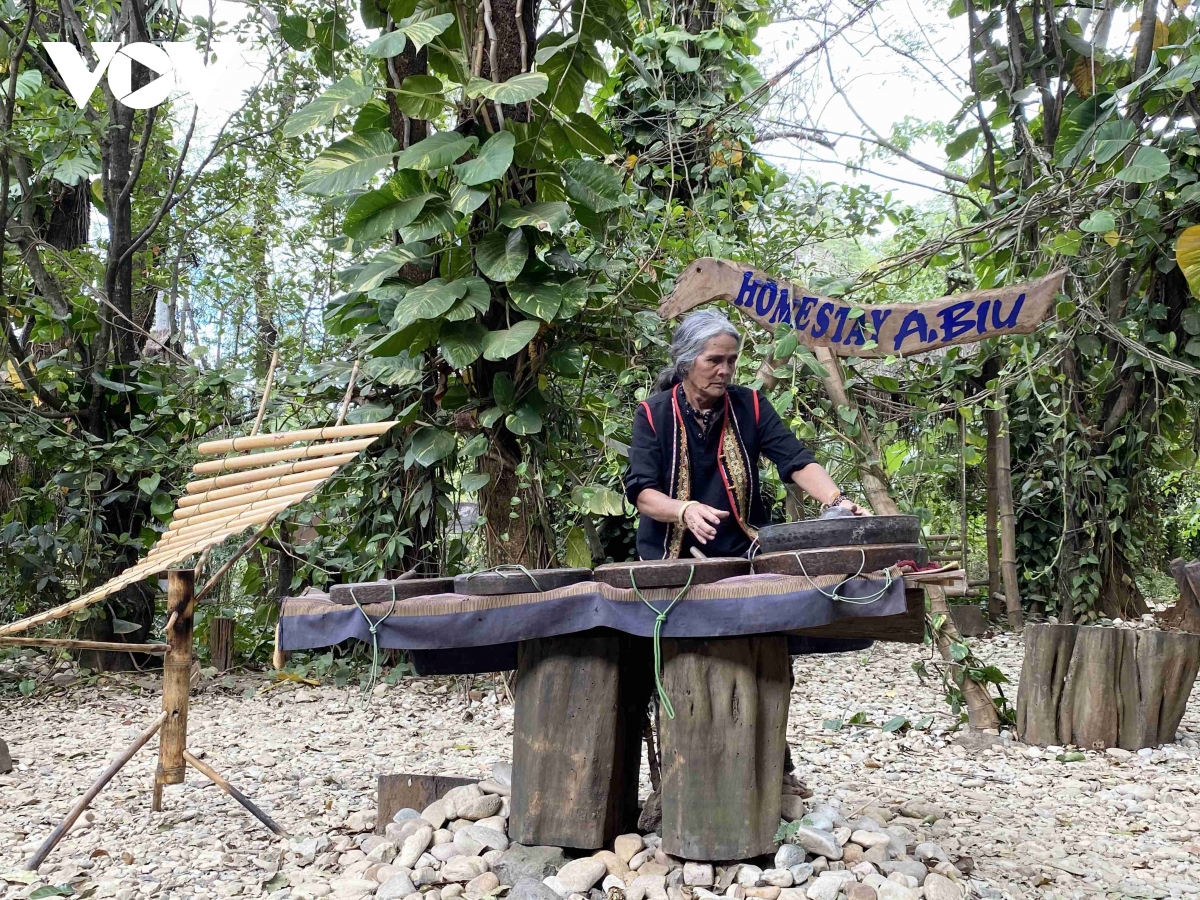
top-left (3, 0), bottom-right (1200, 667)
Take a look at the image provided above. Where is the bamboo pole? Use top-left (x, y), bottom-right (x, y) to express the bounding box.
top-left (154, 569), bottom-right (194, 811)
top-left (336, 360), bottom-right (360, 427)
top-left (178, 467), bottom-right (338, 508)
top-left (959, 413), bottom-right (969, 576)
top-left (184, 750), bottom-right (288, 836)
top-left (24, 712), bottom-right (168, 871)
top-left (251, 349), bottom-right (279, 437)
top-left (186, 453), bottom-right (359, 494)
top-left (985, 406), bottom-right (1004, 620)
top-left (813, 347), bottom-right (901, 515)
top-left (993, 389), bottom-right (1024, 630)
top-left (191, 437), bottom-right (377, 475)
top-left (197, 421), bottom-right (391, 456)
top-left (170, 480), bottom-right (321, 523)
top-left (0, 637), bottom-right (169, 653)
top-left (927, 584), bottom-right (1000, 731)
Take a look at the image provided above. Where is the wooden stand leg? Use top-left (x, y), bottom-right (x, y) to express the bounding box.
top-left (185, 750), bottom-right (288, 836)
top-left (155, 569), bottom-right (194, 809)
top-left (509, 631), bottom-right (650, 850)
top-left (659, 635), bottom-right (790, 861)
top-left (25, 712), bottom-right (167, 871)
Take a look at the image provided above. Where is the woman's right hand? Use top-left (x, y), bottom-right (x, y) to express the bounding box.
top-left (682, 503), bottom-right (728, 545)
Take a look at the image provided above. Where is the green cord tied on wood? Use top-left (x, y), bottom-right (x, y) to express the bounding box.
top-left (628, 566), bottom-right (695, 719)
top-left (349, 585), bottom-right (397, 698)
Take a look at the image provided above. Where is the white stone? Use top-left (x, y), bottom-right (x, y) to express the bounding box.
top-left (442, 857), bottom-right (489, 883)
top-left (397, 825), bottom-right (434, 869)
top-left (615, 835), bottom-right (644, 865)
top-left (683, 863), bottom-right (714, 887)
top-left (556, 858), bottom-right (607, 893)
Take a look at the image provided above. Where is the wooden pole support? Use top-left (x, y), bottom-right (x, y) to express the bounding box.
top-left (185, 750), bottom-right (288, 836)
top-left (155, 568), bottom-right (195, 808)
top-left (24, 712), bottom-right (167, 871)
top-left (0, 637), bottom-right (169, 654)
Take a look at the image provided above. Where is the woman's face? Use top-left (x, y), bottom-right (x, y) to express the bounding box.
top-left (684, 333), bottom-right (740, 405)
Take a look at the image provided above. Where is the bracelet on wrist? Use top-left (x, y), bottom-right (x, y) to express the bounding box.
top-left (821, 491), bottom-right (846, 512)
top-left (676, 500), bottom-right (697, 524)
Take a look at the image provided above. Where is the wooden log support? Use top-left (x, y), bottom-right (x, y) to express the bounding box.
top-left (377, 774), bottom-right (477, 833)
top-left (209, 617), bottom-right (235, 672)
top-left (24, 712), bottom-right (167, 871)
top-left (509, 631), bottom-right (650, 850)
top-left (658, 636), bottom-right (790, 861)
top-left (928, 586), bottom-right (1000, 730)
top-left (1016, 623), bottom-right (1200, 750)
top-left (155, 568), bottom-right (194, 810)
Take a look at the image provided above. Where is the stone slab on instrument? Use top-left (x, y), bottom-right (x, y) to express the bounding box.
top-left (329, 578), bottom-right (456, 605)
top-left (509, 631), bottom-right (650, 849)
top-left (593, 557), bottom-right (750, 589)
top-left (752, 543), bottom-right (926, 576)
top-left (659, 635), bottom-right (789, 860)
top-left (757, 515), bottom-right (920, 553)
top-left (453, 568), bottom-right (592, 596)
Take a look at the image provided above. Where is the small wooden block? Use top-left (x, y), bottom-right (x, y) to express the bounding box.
top-left (788, 587), bottom-right (926, 644)
top-left (453, 568), bottom-right (592, 596)
top-left (593, 557), bottom-right (750, 589)
top-left (949, 604), bottom-right (988, 637)
top-left (376, 774), bottom-right (477, 833)
top-left (329, 578), bottom-right (456, 605)
top-left (757, 515), bottom-right (921, 553)
top-left (659, 635), bottom-right (790, 860)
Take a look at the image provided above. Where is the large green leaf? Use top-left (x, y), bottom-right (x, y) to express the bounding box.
top-left (465, 72), bottom-right (549, 104)
top-left (393, 75), bottom-right (447, 120)
top-left (299, 131), bottom-right (398, 196)
top-left (498, 200), bottom-right (570, 233)
top-left (1079, 209), bottom-right (1116, 234)
top-left (564, 112), bottom-right (617, 156)
top-left (482, 320), bottom-right (541, 360)
top-left (398, 13), bottom-right (455, 49)
top-left (451, 182), bottom-right (489, 215)
top-left (399, 199), bottom-right (459, 242)
top-left (440, 321), bottom-right (487, 368)
top-left (344, 175), bottom-right (435, 242)
top-left (354, 99), bottom-right (391, 133)
top-left (348, 243), bottom-right (429, 292)
top-left (508, 278), bottom-right (562, 320)
top-left (562, 159), bottom-right (623, 212)
top-left (454, 131), bottom-right (516, 186)
top-left (284, 70), bottom-right (374, 137)
top-left (1116, 145), bottom-right (1170, 183)
top-left (392, 278), bottom-right (467, 328)
top-left (476, 228), bottom-right (528, 281)
top-left (460, 276), bottom-right (492, 313)
top-left (570, 484), bottom-right (625, 516)
top-left (1054, 93), bottom-right (1113, 168)
top-left (506, 403), bottom-right (543, 435)
top-left (411, 427), bottom-right (456, 466)
top-left (1092, 118), bottom-right (1136, 165)
top-left (394, 131), bottom-right (477, 171)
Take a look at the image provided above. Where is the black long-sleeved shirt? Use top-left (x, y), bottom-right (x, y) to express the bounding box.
top-left (624, 383), bottom-right (817, 560)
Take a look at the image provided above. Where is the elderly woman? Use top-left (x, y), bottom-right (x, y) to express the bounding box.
top-left (626, 309), bottom-right (867, 560)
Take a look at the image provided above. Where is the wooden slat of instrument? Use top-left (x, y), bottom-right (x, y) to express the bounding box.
top-left (186, 454), bottom-right (358, 494)
top-left (177, 467), bottom-right (338, 508)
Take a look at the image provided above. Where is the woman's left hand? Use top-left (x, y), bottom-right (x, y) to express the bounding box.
top-left (839, 498), bottom-right (871, 516)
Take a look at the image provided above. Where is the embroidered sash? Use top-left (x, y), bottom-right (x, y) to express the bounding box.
top-left (664, 385), bottom-right (758, 559)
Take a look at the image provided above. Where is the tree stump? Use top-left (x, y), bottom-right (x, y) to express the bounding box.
top-left (509, 630), bottom-right (651, 850)
top-left (658, 636), bottom-right (790, 860)
top-left (208, 617), bottom-right (235, 672)
top-left (1017, 623), bottom-right (1200, 750)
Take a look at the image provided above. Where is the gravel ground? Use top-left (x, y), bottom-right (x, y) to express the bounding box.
top-left (2, 633), bottom-right (1199, 900)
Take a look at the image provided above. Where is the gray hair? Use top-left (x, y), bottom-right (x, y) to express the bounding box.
top-left (654, 309), bottom-right (742, 392)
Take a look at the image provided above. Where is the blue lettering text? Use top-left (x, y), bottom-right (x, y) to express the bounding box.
top-left (992, 293), bottom-right (1025, 330)
top-left (893, 310), bottom-right (929, 351)
top-left (975, 299), bottom-right (990, 335)
top-left (756, 282), bottom-right (778, 317)
top-left (735, 271), bottom-right (761, 307)
top-left (796, 296), bottom-right (819, 330)
top-left (811, 302), bottom-right (834, 338)
top-left (939, 301), bottom-right (977, 343)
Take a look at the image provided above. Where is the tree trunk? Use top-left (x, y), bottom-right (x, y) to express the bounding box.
top-left (993, 389), bottom-right (1023, 629)
top-left (208, 617), bottom-right (235, 672)
top-left (927, 585), bottom-right (1001, 730)
top-left (813, 348), bottom-right (900, 515)
top-left (479, 427), bottom-right (552, 566)
top-left (1016, 623), bottom-right (1200, 749)
top-left (1166, 558), bottom-right (1200, 633)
